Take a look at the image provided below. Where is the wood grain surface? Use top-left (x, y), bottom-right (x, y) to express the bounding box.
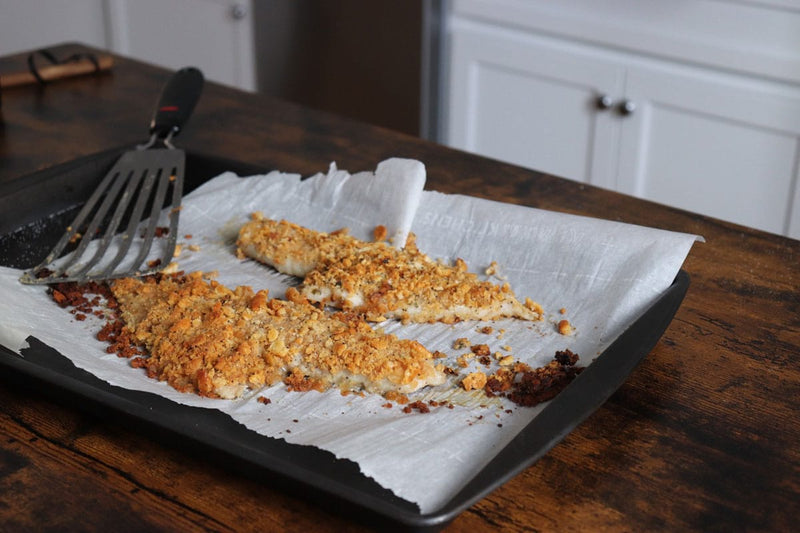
top-left (0, 44), bottom-right (798, 532)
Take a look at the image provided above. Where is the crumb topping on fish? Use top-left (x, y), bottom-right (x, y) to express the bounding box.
top-left (112, 272), bottom-right (445, 399)
top-left (236, 214), bottom-right (542, 323)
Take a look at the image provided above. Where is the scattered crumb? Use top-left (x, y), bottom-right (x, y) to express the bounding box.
top-left (456, 354), bottom-right (472, 368)
top-left (453, 337), bottom-right (471, 350)
top-left (402, 401), bottom-right (431, 414)
top-left (498, 355), bottom-right (514, 366)
top-left (558, 319), bottom-right (573, 335)
top-left (373, 225), bottom-right (387, 242)
top-left (187, 244), bottom-right (201, 252)
top-left (559, 307), bottom-right (567, 315)
top-left (257, 396), bottom-right (271, 405)
top-left (479, 326), bottom-right (493, 334)
top-left (461, 371), bottom-right (487, 391)
top-left (471, 344), bottom-right (490, 357)
top-left (485, 349), bottom-right (583, 407)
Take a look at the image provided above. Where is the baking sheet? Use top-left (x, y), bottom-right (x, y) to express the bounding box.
top-left (0, 149), bottom-right (696, 530)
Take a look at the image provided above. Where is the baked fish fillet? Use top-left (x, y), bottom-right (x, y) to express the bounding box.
top-left (112, 272), bottom-right (445, 399)
top-left (236, 214), bottom-right (542, 323)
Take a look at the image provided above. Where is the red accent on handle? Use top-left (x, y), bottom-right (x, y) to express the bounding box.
top-left (159, 105), bottom-right (179, 112)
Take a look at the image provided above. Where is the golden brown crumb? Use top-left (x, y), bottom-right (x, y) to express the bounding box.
top-left (498, 355), bottom-right (514, 366)
top-left (456, 354), bottom-right (472, 368)
top-left (479, 326), bottom-right (493, 334)
top-left (383, 390), bottom-right (409, 404)
top-left (461, 371), bottom-right (487, 391)
top-left (471, 344), bottom-right (490, 357)
top-left (559, 307), bottom-right (567, 315)
top-left (373, 225), bottom-right (388, 242)
top-left (558, 319), bottom-right (573, 335)
top-left (452, 337), bottom-right (471, 350)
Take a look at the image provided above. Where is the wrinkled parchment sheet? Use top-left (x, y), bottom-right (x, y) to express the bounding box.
top-left (0, 158), bottom-right (699, 513)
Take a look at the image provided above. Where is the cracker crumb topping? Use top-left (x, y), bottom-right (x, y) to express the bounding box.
top-left (110, 273), bottom-right (445, 399)
top-left (236, 215), bottom-right (542, 324)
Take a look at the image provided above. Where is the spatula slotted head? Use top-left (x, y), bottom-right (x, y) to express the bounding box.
top-left (19, 148), bottom-right (185, 285)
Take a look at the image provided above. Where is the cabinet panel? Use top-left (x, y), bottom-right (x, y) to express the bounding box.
top-left (108, 0), bottom-right (255, 91)
top-left (618, 65), bottom-right (800, 236)
top-left (0, 0), bottom-right (109, 54)
top-left (446, 22), bottom-right (623, 186)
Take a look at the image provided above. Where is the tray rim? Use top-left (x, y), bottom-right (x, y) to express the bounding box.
top-left (0, 148), bottom-right (690, 531)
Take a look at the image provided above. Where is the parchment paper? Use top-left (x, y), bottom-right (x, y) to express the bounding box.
top-left (0, 158), bottom-right (700, 513)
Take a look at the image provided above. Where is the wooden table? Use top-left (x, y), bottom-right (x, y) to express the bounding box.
top-left (1, 44), bottom-right (798, 532)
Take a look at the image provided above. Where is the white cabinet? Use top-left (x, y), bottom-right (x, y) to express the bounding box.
top-left (443, 1), bottom-right (800, 238)
top-left (0, 0), bottom-right (256, 92)
top-left (618, 64), bottom-right (800, 236)
top-left (447, 22), bottom-right (624, 187)
top-left (106, 0), bottom-right (255, 92)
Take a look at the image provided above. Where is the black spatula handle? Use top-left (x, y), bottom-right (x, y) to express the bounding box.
top-left (149, 67), bottom-right (204, 140)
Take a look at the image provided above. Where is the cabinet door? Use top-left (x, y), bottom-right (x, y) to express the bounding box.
top-left (617, 64), bottom-right (800, 237)
top-left (446, 21), bottom-right (624, 186)
top-left (107, 0), bottom-right (255, 91)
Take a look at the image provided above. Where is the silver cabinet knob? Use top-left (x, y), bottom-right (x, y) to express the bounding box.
top-left (597, 94), bottom-right (614, 110)
top-left (620, 100), bottom-right (637, 115)
top-left (231, 3), bottom-right (247, 20)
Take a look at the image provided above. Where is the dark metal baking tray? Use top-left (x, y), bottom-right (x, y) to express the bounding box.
top-left (0, 147), bottom-right (690, 531)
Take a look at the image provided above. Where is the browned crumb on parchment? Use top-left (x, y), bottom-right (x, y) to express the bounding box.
top-left (44, 275), bottom-right (581, 417)
top-left (484, 349), bottom-right (583, 407)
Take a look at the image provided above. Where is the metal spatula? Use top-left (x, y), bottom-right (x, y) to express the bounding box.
top-left (20, 67), bottom-right (204, 285)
